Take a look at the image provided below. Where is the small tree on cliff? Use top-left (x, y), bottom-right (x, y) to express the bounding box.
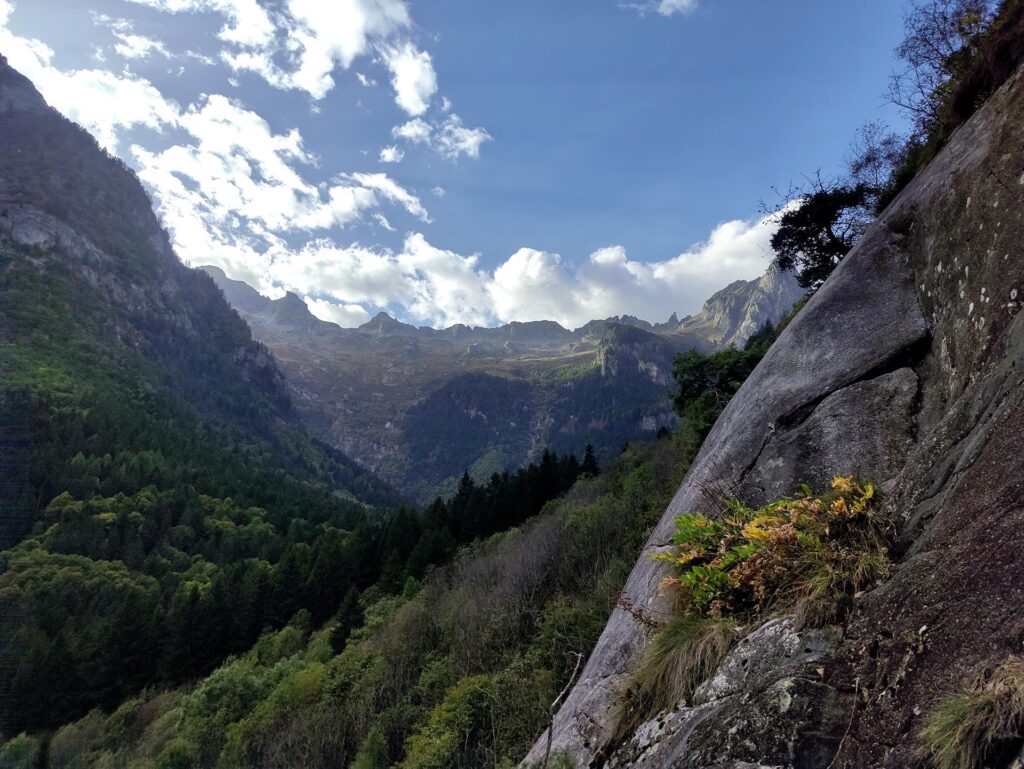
top-left (768, 176), bottom-right (873, 291)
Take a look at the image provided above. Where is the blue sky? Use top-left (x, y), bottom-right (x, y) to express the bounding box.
top-left (0, 0), bottom-right (908, 328)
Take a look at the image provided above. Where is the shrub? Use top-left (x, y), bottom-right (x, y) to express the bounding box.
top-left (919, 656), bottom-right (1024, 769)
top-left (607, 477), bottom-right (892, 751)
top-left (656, 476), bottom-right (890, 626)
top-left (0, 734), bottom-right (40, 769)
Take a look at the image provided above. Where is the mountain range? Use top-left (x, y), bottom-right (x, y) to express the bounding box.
top-left (204, 264), bottom-right (804, 500)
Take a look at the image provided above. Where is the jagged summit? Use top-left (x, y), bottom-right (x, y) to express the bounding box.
top-left (204, 261), bottom-right (803, 500)
top-left (664, 265), bottom-right (805, 348)
top-left (358, 310), bottom-right (420, 336)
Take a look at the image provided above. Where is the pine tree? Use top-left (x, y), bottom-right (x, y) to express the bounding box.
top-left (581, 444), bottom-right (600, 476)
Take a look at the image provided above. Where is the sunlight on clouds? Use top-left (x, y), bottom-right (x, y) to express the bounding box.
top-left (132, 100), bottom-right (431, 276)
top-left (305, 297), bottom-right (372, 327)
top-left (234, 212), bottom-right (777, 329)
top-left (118, 0), bottom-right (489, 161)
top-left (381, 41), bottom-right (437, 116)
top-left (0, 3), bottom-right (179, 151)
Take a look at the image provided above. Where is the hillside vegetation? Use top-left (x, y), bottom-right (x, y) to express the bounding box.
top-left (0, 302), bottom-right (788, 768)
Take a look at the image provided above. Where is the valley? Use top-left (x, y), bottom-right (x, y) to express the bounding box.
top-left (206, 264), bottom-right (803, 500)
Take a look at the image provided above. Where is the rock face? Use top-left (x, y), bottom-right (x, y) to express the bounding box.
top-left (670, 267), bottom-right (806, 350)
top-left (525, 64), bottom-right (1024, 768)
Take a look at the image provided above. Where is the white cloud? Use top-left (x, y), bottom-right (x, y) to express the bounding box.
top-left (218, 210), bottom-right (779, 330)
top-left (434, 114), bottom-right (491, 159)
top-left (373, 212), bottom-right (396, 231)
top-left (144, 0), bottom-right (410, 100)
top-left (127, 96), bottom-right (430, 283)
top-left (623, 0), bottom-right (698, 16)
top-left (126, 0), bottom-right (276, 49)
top-left (488, 248), bottom-right (579, 325)
top-left (393, 117), bottom-right (432, 143)
top-left (391, 114), bottom-right (491, 160)
top-left (379, 144), bottom-right (404, 163)
top-left (91, 13), bottom-right (172, 60)
top-left (345, 172), bottom-right (429, 222)
top-left (113, 32), bottom-right (172, 59)
top-left (119, 0), bottom-right (491, 156)
top-left (305, 297), bottom-right (371, 327)
top-left (381, 41), bottom-right (437, 116)
top-left (0, 7), bottom-right (180, 151)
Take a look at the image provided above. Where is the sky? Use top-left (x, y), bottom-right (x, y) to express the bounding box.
top-left (0, 0), bottom-right (908, 329)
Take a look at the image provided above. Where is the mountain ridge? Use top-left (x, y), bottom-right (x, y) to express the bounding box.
top-left (204, 264), bottom-right (804, 500)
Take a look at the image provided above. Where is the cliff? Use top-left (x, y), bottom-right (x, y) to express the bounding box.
top-left (526, 62), bottom-right (1024, 769)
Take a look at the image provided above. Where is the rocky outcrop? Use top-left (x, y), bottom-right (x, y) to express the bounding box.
top-left (525, 62), bottom-right (1024, 769)
top-left (670, 267), bottom-right (806, 350)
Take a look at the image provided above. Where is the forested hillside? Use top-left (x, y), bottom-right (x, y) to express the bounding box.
top-left (0, 286), bottom-right (787, 767)
top-left (0, 55), bottom-right (410, 733)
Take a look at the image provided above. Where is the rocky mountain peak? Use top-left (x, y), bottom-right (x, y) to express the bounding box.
top-left (358, 310), bottom-right (419, 336)
top-left (669, 265), bottom-right (805, 349)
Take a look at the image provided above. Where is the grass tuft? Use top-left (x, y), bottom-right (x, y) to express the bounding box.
top-left (608, 616), bottom-right (736, 748)
top-left (919, 656), bottom-right (1024, 769)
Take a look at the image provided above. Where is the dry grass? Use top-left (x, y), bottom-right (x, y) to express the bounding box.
top-left (608, 616), bottom-right (736, 748)
top-left (919, 656), bottom-right (1024, 769)
top-left (793, 546), bottom-right (891, 630)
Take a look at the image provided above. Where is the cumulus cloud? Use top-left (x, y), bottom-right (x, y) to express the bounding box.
top-left (391, 113), bottom-right (491, 160)
top-left (379, 144), bottom-right (404, 163)
top-left (126, 96), bottom-right (429, 282)
top-left (392, 117), bottom-right (432, 142)
top-left (0, 4), bottom-right (180, 150)
top-left (381, 41), bottom-right (437, 116)
top-left (219, 210), bottom-right (779, 329)
top-left (129, 0), bottom-right (412, 102)
top-left (486, 213), bottom-right (778, 327)
top-left (118, 0), bottom-right (490, 157)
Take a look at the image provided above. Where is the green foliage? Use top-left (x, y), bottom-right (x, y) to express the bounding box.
top-left (919, 656), bottom-right (1024, 769)
top-left (768, 2), bottom-right (1024, 289)
top-left (770, 182), bottom-right (872, 290)
top-left (0, 734), bottom-right (40, 769)
top-left (608, 477), bottom-right (893, 751)
top-left (5, 436), bottom-right (686, 769)
top-left (657, 477), bottom-right (890, 623)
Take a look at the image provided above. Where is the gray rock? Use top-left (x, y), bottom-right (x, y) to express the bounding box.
top-left (524, 58), bottom-right (1024, 769)
top-left (741, 368), bottom-right (919, 506)
top-left (604, 618), bottom-right (841, 769)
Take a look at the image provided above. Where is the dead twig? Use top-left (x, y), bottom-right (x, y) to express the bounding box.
top-left (542, 651), bottom-right (584, 769)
